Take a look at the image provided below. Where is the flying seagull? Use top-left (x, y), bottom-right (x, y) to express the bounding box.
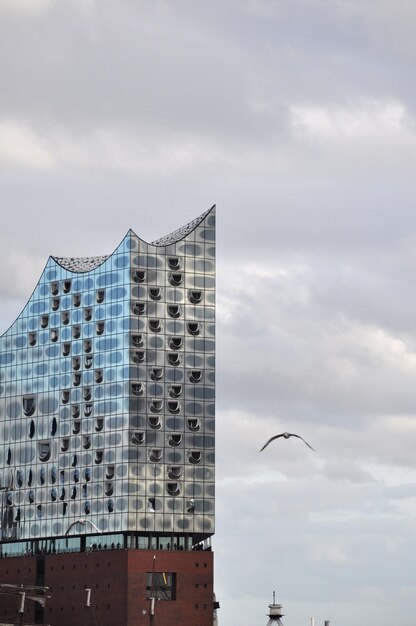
top-left (259, 432), bottom-right (316, 452)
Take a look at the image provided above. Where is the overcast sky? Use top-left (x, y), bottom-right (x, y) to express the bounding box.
top-left (2, 1), bottom-right (416, 624)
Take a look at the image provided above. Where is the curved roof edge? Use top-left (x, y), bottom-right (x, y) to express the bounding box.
top-left (150, 205), bottom-right (215, 247)
top-left (51, 205), bottom-right (215, 272)
top-left (52, 254), bottom-right (110, 273)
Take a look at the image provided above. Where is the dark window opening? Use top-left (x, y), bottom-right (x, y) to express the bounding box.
top-left (149, 319), bottom-right (161, 333)
top-left (84, 339), bottom-right (92, 353)
top-left (52, 298), bottom-right (60, 311)
top-left (131, 382), bottom-right (144, 397)
top-left (148, 416), bottom-right (162, 430)
top-left (187, 418), bottom-right (200, 432)
top-left (96, 321), bottom-right (105, 335)
top-left (73, 294), bottom-right (81, 307)
top-left (168, 433), bottom-right (182, 447)
top-left (150, 367), bottom-right (163, 381)
top-left (132, 269), bottom-right (146, 283)
top-left (51, 282), bottom-right (59, 296)
top-left (131, 333), bottom-right (143, 346)
top-left (167, 304), bottom-right (181, 318)
top-left (188, 290), bottom-right (202, 304)
top-left (149, 449), bottom-right (162, 463)
top-left (84, 307), bottom-right (92, 321)
top-left (167, 352), bottom-right (180, 366)
top-left (131, 431), bottom-right (145, 445)
top-left (187, 322), bottom-right (200, 336)
top-left (50, 329), bottom-right (59, 342)
top-left (166, 482), bottom-right (180, 496)
top-left (189, 370), bottom-right (202, 383)
top-left (169, 273), bottom-right (182, 286)
top-left (168, 257), bottom-right (180, 270)
top-left (96, 289), bottom-right (105, 303)
top-left (149, 287), bottom-right (161, 300)
top-left (41, 315), bottom-right (49, 328)
top-left (61, 311), bottom-right (70, 325)
top-left (63, 280), bottom-right (71, 293)
top-left (28, 332), bottom-right (37, 346)
top-left (62, 343), bottom-right (71, 357)
top-left (23, 396), bottom-right (35, 417)
top-left (133, 302), bottom-right (146, 315)
top-left (169, 336), bottom-right (182, 349)
top-left (62, 390), bottom-right (70, 404)
top-left (73, 325), bottom-right (81, 339)
top-left (189, 450), bottom-right (202, 464)
top-left (167, 401), bottom-right (180, 414)
top-left (169, 385), bottom-right (182, 398)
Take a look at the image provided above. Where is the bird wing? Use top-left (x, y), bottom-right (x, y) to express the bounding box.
top-left (259, 433), bottom-right (284, 452)
top-left (289, 433), bottom-right (316, 451)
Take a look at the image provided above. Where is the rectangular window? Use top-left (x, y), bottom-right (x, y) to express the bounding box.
top-left (146, 572), bottom-right (176, 600)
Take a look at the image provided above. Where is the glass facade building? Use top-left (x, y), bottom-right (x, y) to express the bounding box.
top-left (0, 207), bottom-right (215, 552)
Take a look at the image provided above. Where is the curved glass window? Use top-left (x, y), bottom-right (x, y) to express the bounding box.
top-left (150, 399), bottom-right (163, 413)
top-left (95, 418), bottom-right (104, 432)
top-left (168, 466), bottom-right (182, 479)
top-left (73, 293), bottom-right (81, 307)
top-left (132, 350), bottom-right (145, 364)
top-left (133, 301), bottom-right (146, 315)
top-left (23, 396), bottom-right (35, 417)
top-left (29, 332), bottom-right (37, 346)
top-left (131, 431), bottom-right (145, 446)
top-left (168, 257), bottom-right (180, 270)
top-left (29, 420), bottom-right (35, 439)
top-left (168, 433), bottom-right (182, 447)
top-left (188, 290), bottom-right (202, 304)
top-left (51, 281), bottom-right (59, 296)
top-left (148, 416), bottom-right (162, 430)
top-left (61, 438), bottom-right (69, 452)
top-left (84, 404), bottom-right (93, 417)
top-left (149, 449), bottom-right (162, 463)
top-left (169, 273), bottom-right (182, 286)
top-left (72, 325), bottom-right (81, 339)
top-left (106, 465), bottom-right (115, 479)
top-left (167, 352), bottom-right (180, 366)
top-left (131, 382), bottom-right (144, 397)
top-left (50, 329), bottom-right (59, 342)
top-left (73, 372), bottom-right (81, 386)
top-left (41, 314), bottom-right (49, 328)
top-left (169, 385), bottom-right (182, 398)
top-left (73, 420), bottom-right (81, 434)
top-left (169, 336), bottom-right (182, 349)
top-left (149, 319), bottom-right (161, 333)
top-left (95, 369), bottom-right (103, 383)
top-left (52, 297), bottom-right (60, 311)
top-left (149, 287), bottom-right (161, 300)
top-left (96, 321), bottom-right (105, 335)
top-left (187, 499), bottom-right (195, 513)
top-left (62, 343), bottom-right (71, 356)
top-left (84, 339), bottom-right (92, 353)
top-left (63, 280), bottom-right (71, 293)
top-left (83, 435), bottom-right (91, 449)
top-left (72, 357), bottom-right (81, 371)
top-left (61, 311), bottom-right (70, 325)
top-left (187, 418), bottom-right (200, 432)
top-left (105, 482), bottom-right (113, 496)
top-left (95, 450), bottom-right (104, 464)
top-left (187, 322), bottom-right (200, 336)
top-left (189, 370), bottom-right (202, 383)
top-left (168, 401), bottom-right (180, 414)
top-left (83, 387), bottom-right (92, 401)
top-left (131, 333), bottom-right (144, 347)
top-left (72, 405), bottom-right (80, 419)
top-left (84, 307), bottom-right (92, 321)
top-left (150, 367), bottom-right (163, 381)
top-left (168, 305), bottom-right (181, 318)
top-left (132, 269), bottom-right (146, 283)
top-left (166, 482), bottom-right (180, 496)
top-left (38, 441), bottom-right (51, 462)
top-left (61, 390), bottom-right (70, 404)
top-left (96, 289), bottom-right (105, 303)
top-left (51, 417), bottom-right (57, 436)
top-left (188, 450), bottom-right (202, 464)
